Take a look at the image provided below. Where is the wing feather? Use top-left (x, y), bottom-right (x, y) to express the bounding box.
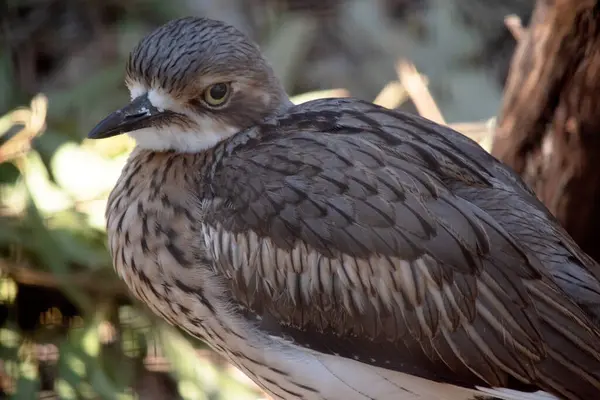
top-left (201, 99), bottom-right (600, 398)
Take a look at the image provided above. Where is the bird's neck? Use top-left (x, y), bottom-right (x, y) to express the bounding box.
top-left (276, 95), bottom-right (294, 113)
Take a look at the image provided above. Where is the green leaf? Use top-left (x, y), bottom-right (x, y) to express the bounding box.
top-left (14, 181), bottom-right (93, 310)
top-left (0, 54), bottom-right (21, 113)
top-left (58, 305), bottom-right (127, 400)
top-left (55, 378), bottom-right (78, 400)
top-left (11, 359), bottom-right (40, 400)
top-left (0, 323), bottom-right (21, 374)
top-left (155, 322), bottom-right (212, 400)
top-left (57, 340), bottom-right (86, 398)
top-left (49, 227), bottom-right (111, 271)
top-left (0, 276), bottom-right (18, 304)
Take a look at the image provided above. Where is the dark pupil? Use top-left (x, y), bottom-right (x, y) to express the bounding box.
top-left (210, 84), bottom-right (227, 100)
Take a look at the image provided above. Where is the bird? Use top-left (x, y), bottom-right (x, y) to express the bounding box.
top-left (87, 16), bottom-right (600, 400)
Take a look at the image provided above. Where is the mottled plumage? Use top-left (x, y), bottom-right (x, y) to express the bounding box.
top-left (90, 17), bottom-right (600, 400)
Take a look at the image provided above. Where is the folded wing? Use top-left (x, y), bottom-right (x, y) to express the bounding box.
top-left (202, 99), bottom-right (600, 399)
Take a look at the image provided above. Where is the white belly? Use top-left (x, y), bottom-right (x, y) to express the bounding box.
top-left (268, 349), bottom-right (477, 400)
top-left (229, 336), bottom-right (558, 400)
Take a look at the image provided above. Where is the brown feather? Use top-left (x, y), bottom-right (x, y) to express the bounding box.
top-left (198, 98), bottom-right (600, 398)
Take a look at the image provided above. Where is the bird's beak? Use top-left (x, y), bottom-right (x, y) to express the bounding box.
top-left (87, 94), bottom-right (162, 139)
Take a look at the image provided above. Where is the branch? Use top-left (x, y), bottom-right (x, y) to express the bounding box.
top-left (395, 60), bottom-right (445, 125)
top-left (0, 259), bottom-right (127, 297)
top-left (504, 14), bottom-right (525, 41)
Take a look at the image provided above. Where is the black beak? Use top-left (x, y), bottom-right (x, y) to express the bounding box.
top-left (87, 94), bottom-right (162, 139)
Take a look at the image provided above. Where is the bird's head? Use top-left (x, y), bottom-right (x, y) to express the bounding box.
top-left (88, 17), bottom-right (290, 152)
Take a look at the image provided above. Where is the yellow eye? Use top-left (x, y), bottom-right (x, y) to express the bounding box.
top-left (203, 83), bottom-right (230, 107)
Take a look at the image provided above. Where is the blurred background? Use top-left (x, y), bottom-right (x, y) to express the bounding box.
top-left (0, 0), bottom-right (533, 398)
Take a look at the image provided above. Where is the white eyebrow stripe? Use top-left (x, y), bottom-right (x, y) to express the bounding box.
top-left (128, 82), bottom-right (147, 101)
top-left (147, 89), bottom-right (181, 113)
top-left (127, 83), bottom-right (185, 114)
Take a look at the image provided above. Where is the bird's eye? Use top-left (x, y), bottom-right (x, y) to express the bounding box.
top-left (203, 83), bottom-right (231, 107)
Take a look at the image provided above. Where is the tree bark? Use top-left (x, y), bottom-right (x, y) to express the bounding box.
top-left (492, 0), bottom-right (600, 261)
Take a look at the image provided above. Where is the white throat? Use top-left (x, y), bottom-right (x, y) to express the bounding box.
top-left (126, 84), bottom-right (240, 153)
top-left (127, 123), bottom-right (239, 153)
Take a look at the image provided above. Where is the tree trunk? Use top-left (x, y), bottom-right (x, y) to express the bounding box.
top-left (491, 0), bottom-right (600, 261)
